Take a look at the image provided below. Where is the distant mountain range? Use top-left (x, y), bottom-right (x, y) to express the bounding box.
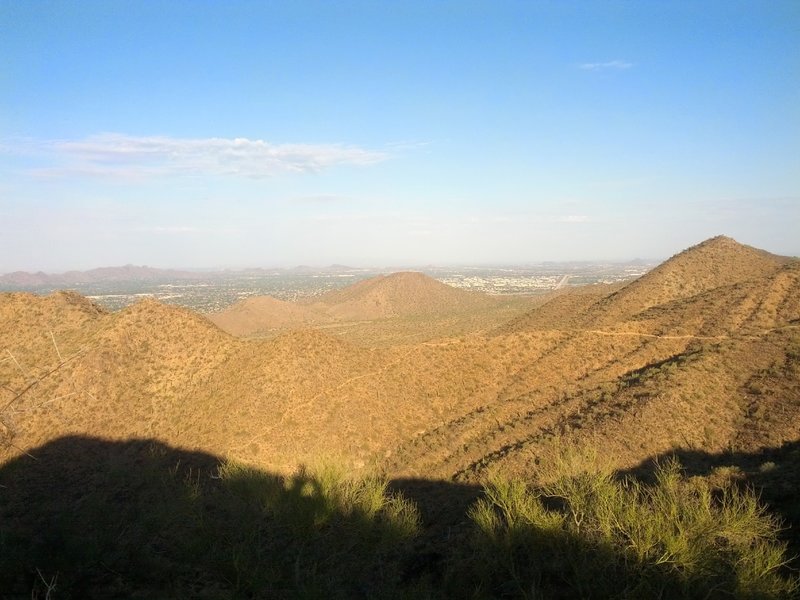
top-left (0, 264), bottom-right (363, 287)
top-left (0, 265), bottom-right (203, 287)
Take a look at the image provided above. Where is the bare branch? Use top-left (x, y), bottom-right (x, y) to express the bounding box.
top-left (49, 330), bottom-right (63, 362)
top-left (35, 568), bottom-right (58, 600)
top-left (0, 347), bottom-right (87, 415)
top-left (5, 349), bottom-right (28, 379)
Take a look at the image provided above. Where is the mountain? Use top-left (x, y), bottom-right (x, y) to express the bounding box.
top-left (0, 291), bottom-right (108, 373)
top-left (209, 271), bottom-right (506, 338)
top-left (1, 236), bottom-right (798, 548)
top-left (591, 235), bottom-right (790, 320)
top-left (1, 238), bottom-right (796, 464)
top-left (307, 271), bottom-right (495, 320)
top-left (0, 265), bottom-right (204, 287)
top-left (501, 235), bottom-right (794, 335)
top-left (626, 259), bottom-right (800, 337)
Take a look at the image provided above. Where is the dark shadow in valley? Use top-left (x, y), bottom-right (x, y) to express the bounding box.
top-left (0, 436), bottom-right (432, 599)
top-left (387, 477), bottom-right (481, 584)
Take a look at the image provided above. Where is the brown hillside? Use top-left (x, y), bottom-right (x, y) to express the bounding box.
top-left (495, 283), bottom-right (623, 334)
top-left (0, 291), bottom-right (106, 345)
top-left (0, 292), bottom-right (107, 411)
top-left (208, 295), bottom-right (331, 336)
top-left (2, 237), bottom-right (799, 545)
top-left (497, 236), bottom-right (794, 338)
top-left (307, 271), bottom-right (495, 320)
top-left (590, 235), bottom-right (790, 322)
top-left (0, 298), bottom-right (237, 453)
top-left (2, 238), bottom-right (797, 472)
top-left (628, 259), bottom-right (800, 337)
top-left (3, 236), bottom-right (800, 597)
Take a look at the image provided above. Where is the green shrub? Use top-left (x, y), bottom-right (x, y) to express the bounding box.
top-left (0, 446), bottom-right (421, 600)
top-left (208, 460), bottom-right (421, 597)
top-left (465, 458), bottom-right (797, 599)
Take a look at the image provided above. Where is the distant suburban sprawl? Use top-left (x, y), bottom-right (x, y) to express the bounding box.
top-left (0, 262), bottom-right (654, 312)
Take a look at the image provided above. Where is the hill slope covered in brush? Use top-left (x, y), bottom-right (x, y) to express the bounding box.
top-left (2, 235), bottom-right (799, 597)
top-left (1, 237), bottom-right (797, 475)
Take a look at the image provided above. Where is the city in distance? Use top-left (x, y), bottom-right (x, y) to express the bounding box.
top-left (0, 260), bottom-right (656, 312)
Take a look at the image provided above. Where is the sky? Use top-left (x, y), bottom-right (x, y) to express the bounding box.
top-left (0, 1), bottom-right (798, 271)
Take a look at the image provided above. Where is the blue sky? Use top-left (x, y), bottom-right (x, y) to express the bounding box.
top-left (1, 1), bottom-right (798, 271)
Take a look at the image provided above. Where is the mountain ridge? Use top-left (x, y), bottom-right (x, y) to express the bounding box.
top-left (307, 271), bottom-right (495, 319)
top-left (1, 236), bottom-right (797, 488)
top-left (591, 235), bottom-right (791, 320)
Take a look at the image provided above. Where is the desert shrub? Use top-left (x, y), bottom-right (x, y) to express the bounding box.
top-left (0, 442), bottom-right (421, 600)
top-left (464, 458), bottom-right (797, 599)
top-left (202, 460), bottom-right (421, 598)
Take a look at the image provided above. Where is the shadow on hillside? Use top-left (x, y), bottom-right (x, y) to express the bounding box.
top-left (0, 436), bottom-right (445, 599)
top-left (619, 439), bottom-right (800, 557)
top-left (1, 436), bottom-right (797, 599)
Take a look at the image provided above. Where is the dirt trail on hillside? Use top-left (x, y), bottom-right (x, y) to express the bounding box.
top-left (565, 323), bottom-right (798, 341)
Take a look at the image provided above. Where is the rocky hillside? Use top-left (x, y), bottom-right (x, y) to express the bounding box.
top-left (1, 237), bottom-right (797, 485)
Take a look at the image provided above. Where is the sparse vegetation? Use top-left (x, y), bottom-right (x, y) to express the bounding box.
top-left (1, 236), bottom-right (799, 597)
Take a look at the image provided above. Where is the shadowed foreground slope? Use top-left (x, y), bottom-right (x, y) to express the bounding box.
top-left (1, 437), bottom-right (796, 599)
top-left (0, 436), bottom-right (426, 599)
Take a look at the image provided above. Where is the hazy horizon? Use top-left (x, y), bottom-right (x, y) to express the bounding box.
top-left (1, 2), bottom-right (798, 272)
top-left (1, 255), bottom-right (664, 276)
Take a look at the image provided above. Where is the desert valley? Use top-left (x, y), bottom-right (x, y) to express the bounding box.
top-left (1, 235), bottom-right (798, 598)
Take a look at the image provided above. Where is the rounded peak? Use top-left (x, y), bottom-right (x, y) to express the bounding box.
top-left (673, 235), bottom-right (787, 266)
top-left (371, 271), bottom-right (448, 290)
top-left (314, 270), bottom-right (488, 320)
top-left (697, 235), bottom-right (742, 246)
top-left (694, 235), bottom-right (740, 249)
top-left (108, 296), bottom-right (230, 343)
top-left (49, 290), bottom-right (107, 315)
top-left (384, 271), bottom-right (431, 280)
top-left (119, 296), bottom-right (191, 319)
top-left (595, 236), bottom-right (787, 320)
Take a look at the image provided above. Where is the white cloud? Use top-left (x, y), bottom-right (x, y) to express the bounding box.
top-left (12, 133), bottom-right (389, 179)
top-left (578, 60), bottom-right (633, 71)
